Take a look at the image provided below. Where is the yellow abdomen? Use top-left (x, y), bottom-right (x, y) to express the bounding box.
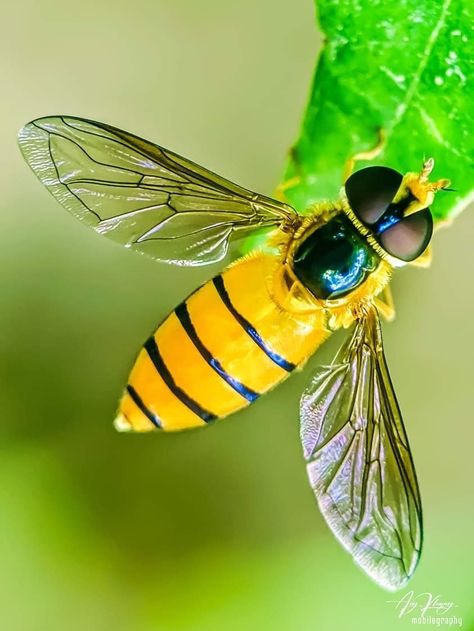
top-left (115, 254), bottom-right (328, 431)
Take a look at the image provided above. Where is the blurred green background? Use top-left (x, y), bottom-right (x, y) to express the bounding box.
top-left (1, 1), bottom-right (473, 629)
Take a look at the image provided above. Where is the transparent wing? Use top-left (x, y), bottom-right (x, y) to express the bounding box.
top-left (300, 306), bottom-right (422, 591)
top-left (18, 116), bottom-right (297, 266)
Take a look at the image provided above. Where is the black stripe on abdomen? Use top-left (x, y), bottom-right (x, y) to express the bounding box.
top-left (126, 384), bottom-right (162, 429)
top-left (175, 302), bottom-right (259, 403)
top-left (212, 275), bottom-right (295, 373)
top-left (144, 336), bottom-right (216, 423)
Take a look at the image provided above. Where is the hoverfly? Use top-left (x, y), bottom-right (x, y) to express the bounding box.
top-left (18, 116), bottom-right (451, 591)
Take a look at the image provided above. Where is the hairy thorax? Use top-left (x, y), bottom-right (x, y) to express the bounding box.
top-left (264, 200), bottom-right (393, 331)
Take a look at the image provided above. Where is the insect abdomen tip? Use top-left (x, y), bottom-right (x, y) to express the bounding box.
top-left (114, 413), bottom-right (132, 432)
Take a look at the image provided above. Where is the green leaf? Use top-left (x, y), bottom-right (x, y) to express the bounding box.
top-left (283, 0), bottom-right (473, 223)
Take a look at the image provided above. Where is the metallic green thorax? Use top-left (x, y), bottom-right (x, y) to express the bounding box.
top-left (292, 213), bottom-right (380, 300)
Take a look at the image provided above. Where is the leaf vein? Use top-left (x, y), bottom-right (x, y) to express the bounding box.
top-left (388, 0), bottom-right (453, 134)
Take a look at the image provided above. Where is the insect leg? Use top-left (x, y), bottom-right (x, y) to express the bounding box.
top-left (274, 145), bottom-right (304, 203)
top-left (411, 244), bottom-right (432, 268)
top-left (374, 284), bottom-right (396, 322)
top-left (274, 175), bottom-right (301, 203)
top-left (342, 128), bottom-right (386, 183)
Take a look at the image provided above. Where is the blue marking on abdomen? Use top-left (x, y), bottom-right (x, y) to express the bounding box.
top-left (175, 302), bottom-right (259, 403)
top-left (212, 275), bottom-right (296, 373)
top-left (144, 336), bottom-right (216, 423)
top-left (126, 384), bottom-right (162, 429)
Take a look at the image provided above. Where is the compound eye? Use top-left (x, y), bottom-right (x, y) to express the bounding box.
top-left (379, 208), bottom-right (433, 261)
top-left (345, 166), bottom-right (402, 225)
